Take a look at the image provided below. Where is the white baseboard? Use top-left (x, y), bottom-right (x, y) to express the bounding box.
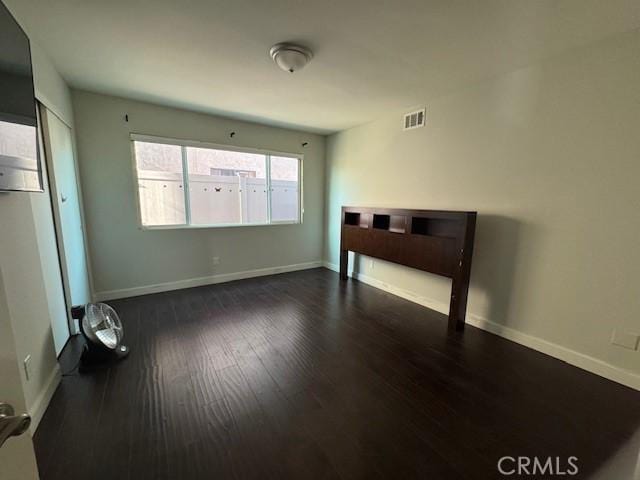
top-left (95, 261), bottom-right (323, 301)
top-left (28, 363), bottom-right (61, 436)
top-left (323, 261), bottom-right (640, 391)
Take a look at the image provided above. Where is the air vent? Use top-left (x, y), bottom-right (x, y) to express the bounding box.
top-left (403, 108), bottom-right (426, 130)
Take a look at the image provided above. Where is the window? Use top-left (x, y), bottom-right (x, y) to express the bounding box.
top-left (187, 146), bottom-right (267, 226)
top-left (134, 142), bottom-right (186, 226)
top-left (132, 136), bottom-right (302, 228)
top-left (270, 155), bottom-right (300, 222)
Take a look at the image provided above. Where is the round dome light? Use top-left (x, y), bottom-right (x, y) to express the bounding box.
top-left (270, 43), bottom-right (313, 73)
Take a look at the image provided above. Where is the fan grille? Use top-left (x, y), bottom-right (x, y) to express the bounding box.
top-left (84, 303), bottom-right (123, 350)
top-left (96, 328), bottom-right (118, 349)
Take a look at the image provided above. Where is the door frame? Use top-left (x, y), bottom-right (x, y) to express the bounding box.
top-left (40, 104), bottom-right (94, 336)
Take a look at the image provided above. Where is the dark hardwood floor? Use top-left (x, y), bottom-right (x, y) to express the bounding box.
top-left (34, 268), bottom-right (640, 479)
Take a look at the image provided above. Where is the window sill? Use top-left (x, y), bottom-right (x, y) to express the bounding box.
top-left (139, 221), bottom-right (301, 231)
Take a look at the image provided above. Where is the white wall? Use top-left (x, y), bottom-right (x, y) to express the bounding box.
top-left (72, 90), bottom-right (325, 298)
top-left (30, 42), bottom-right (74, 127)
top-left (325, 29), bottom-right (640, 389)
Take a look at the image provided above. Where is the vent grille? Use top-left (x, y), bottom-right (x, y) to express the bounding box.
top-left (403, 108), bottom-right (426, 130)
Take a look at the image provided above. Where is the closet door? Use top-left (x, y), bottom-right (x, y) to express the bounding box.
top-left (41, 106), bottom-right (92, 347)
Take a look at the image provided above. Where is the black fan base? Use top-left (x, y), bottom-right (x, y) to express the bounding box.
top-left (79, 343), bottom-right (129, 373)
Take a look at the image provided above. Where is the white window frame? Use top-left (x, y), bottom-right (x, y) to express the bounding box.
top-left (130, 133), bottom-right (304, 230)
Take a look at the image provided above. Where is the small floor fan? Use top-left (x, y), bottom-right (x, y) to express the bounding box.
top-left (71, 303), bottom-right (129, 371)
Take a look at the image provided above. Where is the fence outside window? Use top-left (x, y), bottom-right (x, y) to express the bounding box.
top-left (132, 135), bottom-right (302, 228)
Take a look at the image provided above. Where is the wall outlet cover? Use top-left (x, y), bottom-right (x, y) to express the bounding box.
top-left (611, 330), bottom-right (640, 351)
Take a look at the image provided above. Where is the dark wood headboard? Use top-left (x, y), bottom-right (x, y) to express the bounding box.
top-left (339, 206), bottom-right (477, 331)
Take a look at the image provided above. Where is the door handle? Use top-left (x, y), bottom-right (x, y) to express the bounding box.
top-left (61, 194), bottom-right (68, 203)
top-left (0, 402), bottom-right (31, 448)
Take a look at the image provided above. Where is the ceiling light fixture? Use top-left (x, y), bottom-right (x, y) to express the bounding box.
top-left (270, 43), bottom-right (313, 73)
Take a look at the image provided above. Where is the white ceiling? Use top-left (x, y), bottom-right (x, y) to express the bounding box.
top-left (6, 0), bottom-right (640, 134)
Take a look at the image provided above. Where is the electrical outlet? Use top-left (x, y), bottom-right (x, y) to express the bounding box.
top-left (23, 355), bottom-right (32, 381)
top-left (212, 257), bottom-right (220, 266)
top-left (369, 259), bottom-right (374, 269)
top-left (611, 329), bottom-right (639, 351)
